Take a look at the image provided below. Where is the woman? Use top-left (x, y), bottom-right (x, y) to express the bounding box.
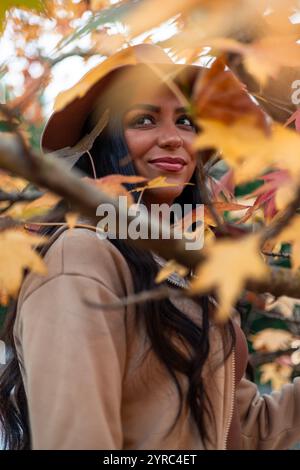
top-left (1, 44), bottom-right (300, 451)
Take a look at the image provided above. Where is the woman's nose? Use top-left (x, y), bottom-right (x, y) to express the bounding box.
top-left (157, 125), bottom-right (183, 149)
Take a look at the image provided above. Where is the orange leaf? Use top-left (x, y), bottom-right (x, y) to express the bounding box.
top-left (260, 363), bottom-right (293, 390)
top-left (6, 192), bottom-right (61, 220)
top-left (251, 329), bottom-right (293, 352)
top-left (65, 212), bottom-right (78, 230)
top-left (0, 172), bottom-right (28, 192)
top-left (193, 55), bottom-right (269, 132)
top-left (245, 35), bottom-right (300, 85)
top-left (84, 175), bottom-right (146, 204)
top-left (189, 234), bottom-right (268, 321)
top-left (133, 176), bottom-right (191, 193)
top-left (197, 35), bottom-right (300, 86)
top-left (0, 229), bottom-right (47, 297)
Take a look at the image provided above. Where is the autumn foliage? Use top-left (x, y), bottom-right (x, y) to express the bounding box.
top-left (2, 0), bottom-right (300, 391)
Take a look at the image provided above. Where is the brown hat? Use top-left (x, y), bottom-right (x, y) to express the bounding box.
top-left (41, 44), bottom-right (205, 155)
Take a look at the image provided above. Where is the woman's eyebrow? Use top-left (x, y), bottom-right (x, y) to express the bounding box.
top-left (127, 104), bottom-right (188, 113)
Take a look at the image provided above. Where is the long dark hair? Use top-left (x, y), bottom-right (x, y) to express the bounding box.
top-left (0, 91), bottom-right (235, 450)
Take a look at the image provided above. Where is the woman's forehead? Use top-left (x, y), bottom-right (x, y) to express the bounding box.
top-left (124, 82), bottom-right (185, 109)
top-left (93, 68), bottom-right (190, 121)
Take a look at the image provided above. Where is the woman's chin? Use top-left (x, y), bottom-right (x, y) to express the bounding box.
top-left (143, 187), bottom-right (184, 206)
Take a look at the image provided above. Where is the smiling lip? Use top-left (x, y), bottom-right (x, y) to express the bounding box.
top-left (148, 156), bottom-right (187, 173)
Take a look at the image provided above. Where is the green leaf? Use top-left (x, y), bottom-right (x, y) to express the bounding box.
top-left (0, 121), bottom-right (13, 132)
top-left (0, 0), bottom-right (45, 33)
top-left (234, 179), bottom-right (263, 197)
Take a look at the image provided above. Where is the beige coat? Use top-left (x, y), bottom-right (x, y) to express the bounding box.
top-left (14, 227), bottom-right (300, 450)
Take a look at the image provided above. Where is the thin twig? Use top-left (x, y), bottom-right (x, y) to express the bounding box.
top-left (0, 189), bottom-right (43, 202)
top-left (262, 251), bottom-right (291, 259)
top-left (249, 348), bottom-right (297, 368)
top-left (248, 307), bottom-right (300, 326)
top-left (84, 284), bottom-right (186, 310)
top-left (246, 267), bottom-right (300, 299)
top-left (251, 93), bottom-right (294, 116)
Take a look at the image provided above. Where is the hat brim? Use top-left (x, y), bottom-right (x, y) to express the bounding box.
top-left (41, 61), bottom-right (204, 154)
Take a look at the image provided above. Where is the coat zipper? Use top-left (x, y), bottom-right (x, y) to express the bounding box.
top-left (166, 277), bottom-right (188, 289)
top-left (223, 346), bottom-right (235, 450)
top-left (152, 252), bottom-right (191, 290)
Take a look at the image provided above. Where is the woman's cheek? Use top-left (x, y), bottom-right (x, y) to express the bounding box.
top-left (126, 129), bottom-right (154, 154)
top-left (132, 158), bottom-right (149, 179)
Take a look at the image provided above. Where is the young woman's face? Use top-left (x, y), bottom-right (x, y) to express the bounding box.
top-left (123, 84), bottom-right (197, 206)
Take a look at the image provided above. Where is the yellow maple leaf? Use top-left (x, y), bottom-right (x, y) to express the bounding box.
top-left (0, 229), bottom-right (47, 296)
top-left (132, 176), bottom-right (193, 206)
top-left (85, 175), bottom-right (146, 205)
top-left (244, 35), bottom-right (300, 86)
top-left (250, 329), bottom-right (293, 352)
top-left (264, 294), bottom-right (300, 319)
top-left (0, 172), bottom-right (28, 192)
top-left (195, 118), bottom-right (300, 184)
top-left (273, 132), bottom-right (300, 182)
top-left (6, 192), bottom-right (61, 220)
top-left (65, 212), bottom-right (78, 230)
top-left (124, 0), bottom-right (199, 42)
top-left (155, 260), bottom-right (189, 284)
top-left (133, 176), bottom-right (185, 193)
top-left (275, 182), bottom-right (298, 211)
top-left (198, 35), bottom-right (300, 86)
top-left (260, 363), bottom-right (292, 391)
top-left (203, 226), bottom-right (216, 246)
top-left (194, 118), bottom-right (273, 184)
top-left (189, 234), bottom-right (268, 321)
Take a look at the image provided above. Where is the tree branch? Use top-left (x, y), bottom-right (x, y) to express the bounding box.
top-left (260, 187), bottom-right (300, 245)
top-left (0, 133), bottom-right (205, 268)
top-left (246, 267), bottom-right (300, 299)
top-left (249, 348), bottom-right (297, 368)
top-left (262, 251), bottom-right (291, 260)
top-left (84, 284), bottom-right (186, 310)
top-left (2, 133), bottom-right (300, 299)
top-left (245, 305), bottom-right (300, 326)
top-left (0, 189), bottom-right (43, 202)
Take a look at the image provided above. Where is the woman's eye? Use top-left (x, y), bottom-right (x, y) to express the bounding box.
top-left (131, 115), bottom-right (155, 127)
top-left (177, 115), bottom-right (196, 129)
